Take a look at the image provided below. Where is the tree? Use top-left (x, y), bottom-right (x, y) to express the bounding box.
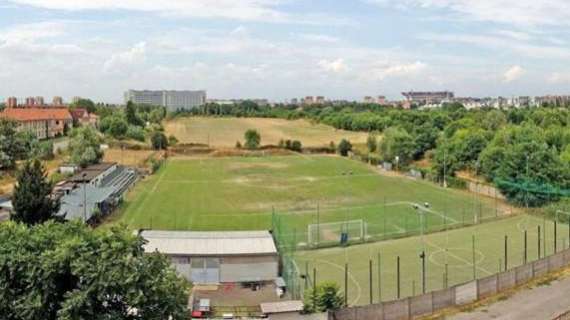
top-left (366, 133), bottom-right (378, 153)
top-left (0, 119), bottom-right (19, 169)
top-left (125, 101), bottom-right (143, 126)
top-left (244, 129), bottom-right (261, 149)
top-left (338, 139), bottom-right (352, 157)
top-left (291, 140), bottom-right (302, 152)
top-left (151, 131), bottom-right (168, 150)
top-left (71, 98), bottom-right (96, 114)
top-left (380, 127), bottom-right (415, 165)
top-left (106, 116), bottom-right (129, 139)
top-left (480, 124), bottom-right (570, 206)
top-left (11, 160), bottom-right (60, 225)
top-left (0, 221), bottom-right (189, 320)
top-left (303, 282), bottom-right (344, 314)
top-left (69, 126), bottom-right (103, 168)
top-left (168, 135), bottom-right (179, 146)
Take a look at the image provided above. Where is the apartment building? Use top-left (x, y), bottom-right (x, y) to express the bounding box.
top-left (124, 90), bottom-right (207, 112)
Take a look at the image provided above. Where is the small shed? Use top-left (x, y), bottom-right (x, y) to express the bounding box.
top-left (260, 301), bottom-right (304, 320)
top-left (140, 230), bottom-right (279, 284)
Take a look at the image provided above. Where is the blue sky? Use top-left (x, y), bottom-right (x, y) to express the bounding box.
top-left (1, 0), bottom-right (570, 103)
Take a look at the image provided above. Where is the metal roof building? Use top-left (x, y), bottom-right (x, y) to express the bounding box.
top-left (140, 230), bottom-right (279, 284)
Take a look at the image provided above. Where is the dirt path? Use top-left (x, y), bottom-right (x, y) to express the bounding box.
top-left (448, 273), bottom-right (570, 320)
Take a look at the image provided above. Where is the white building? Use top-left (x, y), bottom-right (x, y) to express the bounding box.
top-left (124, 90), bottom-right (207, 112)
top-left (139, 230), bottom-right (279, 284)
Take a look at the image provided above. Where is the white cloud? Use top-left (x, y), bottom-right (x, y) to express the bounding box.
top-left (103, 42), bottom-right (147, 73)
top-left (419, 32), bottom-right (570, 60)
top-left (318, 58), bottom-right (349, 73)
top-left (376, 61), bottom-right (427, 80)
top-left (9, 0), bottom-right (350, 25)
top-left (548, 72), bottom-right (570, 84)
top-left (0, 21), bottom-right (67, 43)
top-left (295, 33), bottom-right (340, 43)
top-left (503, 65), bottom-right (525, 83)
top-left (369, 0), bottom-right (570, 27)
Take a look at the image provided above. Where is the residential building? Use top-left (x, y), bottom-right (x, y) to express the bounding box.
top-left (364, 96), bottom-right (387, 104)
top-left (25, 97), bottom-right (35, 106)
top-left (35, 96), bottom-right (45, 106)
top-left (71, 96), bottom-right (82, 104)
top-left (402, 91), bottom-right (455, 105)
top-left (315, 96), bottom-right (325, 104)
top-left (0, 107), bottom-right (72, 139)
top-left (139, 230), bottom-right (279, 284)
top-left (302, 96), bottom-right (314, 105)
top-left (6, 97), bottom-right (17, 108)
top-left (52, 96), bottom-right (64, 106)
top-left (124, 90), bottom-right (207, 112)
top-left (70, 108), bottom-right (99, 127)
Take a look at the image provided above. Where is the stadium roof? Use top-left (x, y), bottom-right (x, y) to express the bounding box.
top-left (140, 230), bottom-right (278, 256)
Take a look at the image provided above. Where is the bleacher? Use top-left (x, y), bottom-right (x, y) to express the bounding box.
top-left (101, 166), bottom-right (138, 199)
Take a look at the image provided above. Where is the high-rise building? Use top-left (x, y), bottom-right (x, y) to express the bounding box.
top-left (6, 97), bottom-right (17, 108)
top-left (35, 96), bottom-right (45, 106)
top-left (52, 96), bottom-right (64, 106)
top-left (124, 90), bottom-right (207, 112)
top-left (25, 97), bottom-right (35, 106)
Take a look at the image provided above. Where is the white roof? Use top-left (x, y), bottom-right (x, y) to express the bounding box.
top-left (140, 230), bottom-right (278, 256)
top-left (260, 301), bottom-right (303, 314)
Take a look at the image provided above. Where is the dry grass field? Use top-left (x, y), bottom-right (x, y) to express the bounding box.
top-left (103, 148), bottom-right (159, 168)
top-left (165, 117), bottom-right (369, 147)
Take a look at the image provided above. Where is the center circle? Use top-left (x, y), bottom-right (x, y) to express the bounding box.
top-left (429, 248), bottom-right (485, 268)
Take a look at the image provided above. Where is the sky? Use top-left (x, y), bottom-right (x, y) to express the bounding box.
top-left (1, 0), bottom-right (570, 103)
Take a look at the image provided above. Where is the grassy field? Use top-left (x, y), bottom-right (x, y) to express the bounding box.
top-left (113, 155), bottom-right (506, 243)
top-left (296, 214), bottom-right (568, 306)
top-left (165, 117), bottom-right (369, 147)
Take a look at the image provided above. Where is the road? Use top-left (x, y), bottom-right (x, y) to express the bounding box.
top-left (449, 272), bottom-right (570, 320)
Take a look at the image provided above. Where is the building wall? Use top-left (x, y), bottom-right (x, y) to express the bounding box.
top-left (168, 254), bottom-right (278, 284)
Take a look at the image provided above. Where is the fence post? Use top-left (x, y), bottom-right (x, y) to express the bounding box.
top-left (344, 263), bottom-right (348, 307)
top-left (523, 230), bottom-right (528, 264)
top-left (472, 235), bottom-right (476, 279)
top-left (397, 256), bottom-right (401, 299)
top-left (538, 226), bottom-right (542, 259)
top-left (369, 260), bottom-right (373, 304)
top-left (554, 220), bottom-right (558, 253)
top-left (378, 252), bottom-right (382, 303)
top-left (504, 235), bottom-right (508, 271)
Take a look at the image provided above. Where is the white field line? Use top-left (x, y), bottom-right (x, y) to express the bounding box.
top-left (161, 173), bottom-right (380, 185)
top-left (134, 168), bottom-right (168, 217)
top-left (306, 258), bottom-right (362, 306)
top-left (424, 238), bottom-right (494, 276)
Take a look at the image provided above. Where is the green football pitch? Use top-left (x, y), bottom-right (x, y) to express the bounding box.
top-left (114, 154), bottom-right (506, 243)
top-left (295, 214), bottom-right (570, 306)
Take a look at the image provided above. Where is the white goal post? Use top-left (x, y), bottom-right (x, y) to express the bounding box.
top-left (307, 219), bottom-right (367, 246)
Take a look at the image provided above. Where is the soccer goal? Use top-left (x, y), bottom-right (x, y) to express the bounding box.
top-left (307, 219), bottom-right (367, 247)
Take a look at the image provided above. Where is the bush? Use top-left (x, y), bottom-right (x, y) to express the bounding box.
top-left (126, 125), bottom-right (146, 142)
top-left (150, 132), bottom-right (168, 150)
top-left (338, 139), bottom-right (352, 157)
top-left (168, 135), bottom-right (179, 146)
top-left (244, 129), bottom-right (261, 149)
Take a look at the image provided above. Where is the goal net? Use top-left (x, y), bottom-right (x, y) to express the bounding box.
top-left (307, 219), bottom-right (367, 247)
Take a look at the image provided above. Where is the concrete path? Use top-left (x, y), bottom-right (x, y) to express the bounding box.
top-left (449, 273), bottom-right (570, 320)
